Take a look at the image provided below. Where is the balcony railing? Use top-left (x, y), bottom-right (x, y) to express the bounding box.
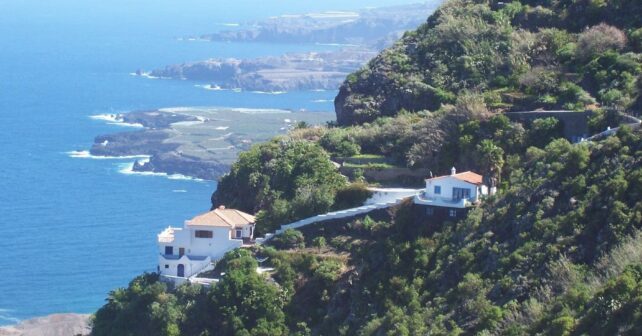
top-left (414, 193), bottom-right (474, 208)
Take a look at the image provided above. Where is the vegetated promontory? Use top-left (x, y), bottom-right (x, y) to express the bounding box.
top-left (92, 0), bottom-right (642, 335)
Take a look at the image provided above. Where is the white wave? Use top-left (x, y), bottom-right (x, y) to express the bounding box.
top-left (90, 114), bottom-right (144, 128)
top-left (0, 314), bottom-right (20, 324)
top-left (215, 126), bottom-right (229, 130)
top-left (90, 114), bottom-right (122, 123)
top-left (108, 122), bottom-right (144, 128)
top-left (232, 88), bottom-right (242, 92)
top-left (67, 151), bottom-right (151, 160)
top-left (141, 73), bottom-right (161, 79)
top-left (251, 90), bottom-right (287, 95)
top-left (118, 162), bottom-right (205, 182)
top-left (284, 119), bottom-right (292, 123)
top-left (195, 84), bottom-right (227, 91)
top-left (128, 71), bottom-right (162, 79)
top-left (217, 22), bottom-right (240, 27)
top-left (173, 189), bottom-right (188, 193)
top-left (312, 99), bottom-right (332, 103)
top-left (315, 42), bottom-right (360, 47)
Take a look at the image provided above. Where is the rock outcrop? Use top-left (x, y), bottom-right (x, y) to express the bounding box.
top-left (0, 314), bottom-right (90, 336)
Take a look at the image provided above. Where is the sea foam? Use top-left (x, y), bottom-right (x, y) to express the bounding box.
top-left (67, 151), bottom-right (151, 160)
top-left (90, 114), bottom-right (144, 128)
top-left (118, 162), bottom-right (205, 182)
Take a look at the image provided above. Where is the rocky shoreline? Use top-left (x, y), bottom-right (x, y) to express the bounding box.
top-left (0, 314), bottom-right (90, 336)
top-left (87, 108), bottom-right (334, 180)
top-left (139, 2), bottom-right (440, 93)
top-left (146, 49), bottom-right (377, 92)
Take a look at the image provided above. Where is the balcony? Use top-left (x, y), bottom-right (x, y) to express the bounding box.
top-left (159, 253), bottom-right (210, 262)
top-left (414, 193), bottom-right (473, 208)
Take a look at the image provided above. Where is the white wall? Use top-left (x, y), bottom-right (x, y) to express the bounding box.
top-left (425, 177), bottom-right (479, 201)
top-left (158, 255), bottom-right (210, 278)
top-left (158, 225), bottom-right (246, 278)
top-left (365, 188), bottom-right (420, 205)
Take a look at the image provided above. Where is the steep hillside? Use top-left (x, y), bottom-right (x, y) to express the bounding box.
top-left (92, 126), bottom-right (642, 335)
top-left (92, 1), bottom-right (642, 335)
top-left (335, 0), bottom-right (642, 125)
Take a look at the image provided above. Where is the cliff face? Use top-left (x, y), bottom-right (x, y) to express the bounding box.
top-left (335, 0), bottom-right (642, 126)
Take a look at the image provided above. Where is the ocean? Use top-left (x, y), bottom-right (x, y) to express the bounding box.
top-left (0, 0), bottom-right (417, 324)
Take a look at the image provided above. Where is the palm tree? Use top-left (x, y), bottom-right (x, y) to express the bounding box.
top-left (476, 139), bottom-right (504, 186)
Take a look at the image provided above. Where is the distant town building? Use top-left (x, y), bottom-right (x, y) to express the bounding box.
top-left (157, 206), bottom-right (255, 281)
top-left (414, 167), bottom-right (494, 219)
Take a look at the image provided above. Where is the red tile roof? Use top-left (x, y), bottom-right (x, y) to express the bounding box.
top-left (427, 171), bottom-right (484, 185)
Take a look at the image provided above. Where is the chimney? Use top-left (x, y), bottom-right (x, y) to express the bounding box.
top-left (451, 167), bottom-right (456, 175)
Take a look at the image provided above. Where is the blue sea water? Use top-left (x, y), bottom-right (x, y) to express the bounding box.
top-left (0, 0), bottom-right (419, 325)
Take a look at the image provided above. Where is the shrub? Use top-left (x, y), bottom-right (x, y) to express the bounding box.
top-left (312, 236), bottom-right (327, 249)
top-left (577, 24), bottom-right (627, 60)
top-left (333, 182), bottom-right (373, 210)
top-left (273, 229), bottom-right (305, 250)
top-left (313, 259), bottom-right (343, 285)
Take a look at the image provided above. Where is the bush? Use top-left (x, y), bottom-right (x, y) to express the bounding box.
top-left (272, 229), bottom-right (305, 250)
top-left (333, 182), bottom-right (373, 210)
top-left (313, 259), bottom-right (343, 285)
top-left (577, 24), bottom-right (627, 60)
top-left (312, 236), bottom-right (327, 249)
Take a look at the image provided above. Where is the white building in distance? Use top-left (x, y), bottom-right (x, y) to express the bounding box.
top-left (414, 167), bottom-right (494, 219)
top-left (157, 206), bottom-right (255, 281)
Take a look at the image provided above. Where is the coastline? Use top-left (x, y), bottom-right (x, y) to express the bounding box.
top-left (77, 107), bottom-right (335, 181)
top-left (0, 314), bottom-right (90, 336)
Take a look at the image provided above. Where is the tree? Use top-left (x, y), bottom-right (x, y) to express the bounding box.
top-left (476, 140), bottom-right (505, 185)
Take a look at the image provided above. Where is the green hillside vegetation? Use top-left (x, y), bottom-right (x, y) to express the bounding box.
top-left (92, 126), bottom-right (642, 335)
top-left (335, 0), bottom-right (641, 125)
top-left (93, 0), bottom-right (642, 335)
top-left (212, 138), bottom-right (371, 234)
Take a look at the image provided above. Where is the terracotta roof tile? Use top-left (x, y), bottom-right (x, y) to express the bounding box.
top-left (187, 207), bottom-right (256, 227)
top-left (427, 171), bottom-right (484, 185)
top-left (452, 171), bottom-right (483, 185)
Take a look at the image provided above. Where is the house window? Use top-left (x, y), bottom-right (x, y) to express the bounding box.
top-left (449, 209), bottom-right (457, 217)
top-left (452, 187), bottom-right (471, 200)
top-left (426, 207), bottom-right (434, 216)
top-left (195, 230), bottom-right (213, 238)
top-left (164, 264), bottom-right (169, 269)
top-left (235, 229), bottom-right (243, 239)
top-left (434, 185), bottom-right (441, 194)
top-left (165, 246), bottom-right (173, 255)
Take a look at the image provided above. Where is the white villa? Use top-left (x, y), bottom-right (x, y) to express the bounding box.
top-left (414, 167), bottom-right (495, 219)
top-left (157, 206), bottom-right (255, 281)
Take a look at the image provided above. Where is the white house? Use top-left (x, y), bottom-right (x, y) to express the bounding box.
top-left (414, 168), bottom-right (494, 219)
top-left (157, 206), bottom-right (255, 281)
